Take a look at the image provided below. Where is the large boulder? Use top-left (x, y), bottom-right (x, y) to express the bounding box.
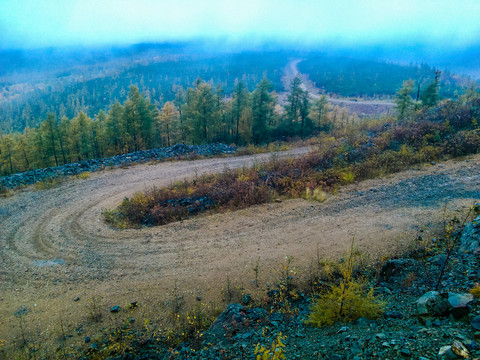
top-left (447, 293), bottom-right (474, 319)
top-left (416, 291), bottom-right (449, 316)
top-left (417, 291), bottom-right (474, 318)
top-left (209, 303), bottom-right (266, 336)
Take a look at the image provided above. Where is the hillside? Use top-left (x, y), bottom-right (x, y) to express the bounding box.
top-left (1, 145), bottom-right (479, 358)
top-left (0, 43), bottom-right (475, 132)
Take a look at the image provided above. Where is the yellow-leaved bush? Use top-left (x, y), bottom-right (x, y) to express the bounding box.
top-left (306, 240), bottom-right (385, 327)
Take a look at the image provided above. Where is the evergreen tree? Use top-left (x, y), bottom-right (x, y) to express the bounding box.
top-left (123, 86), bottom-right (143, 151)
top-left (232, 80), bottom-right (249, 144)
top-left (285, 76), bottom-right (303, 126)
top-left (173, 86), bottom-right (186, 142)
top-left (57, 116), bottom-right (71, 164)
top-left (0, 134), bottom-right (15, 174)
top-left (158, 102), bottom-right (179, 147)
top-left (184, 81), bottom-right (219, 144)
top-left (421, 70), bottom-right (441, 108)
top-left (40, 113), bottom-right (59, 166)
top-left (13, 132), bottom-right (31, 171)
top-left (251, 78), bottom-right (275, 144)
top-left (395, 80), bottom-right (415, 120)
top-left (105, 101), bottom-right (125, 155)
top-left (299, 90), bottom-right (310, 139)
top-left (310, 95), bottom-right (330, 131)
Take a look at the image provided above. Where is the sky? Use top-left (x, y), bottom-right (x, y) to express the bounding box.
top-left (1, 0), bottom-right (480, 50)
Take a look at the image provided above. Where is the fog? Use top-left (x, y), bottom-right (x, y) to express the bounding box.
top-left (1, 0), bottom-right (479, 50)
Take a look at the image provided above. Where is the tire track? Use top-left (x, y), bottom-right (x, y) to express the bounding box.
top-left (0, 149), bottom-right (309, 282)
top-left (1, 148), bottom-right (479, 345)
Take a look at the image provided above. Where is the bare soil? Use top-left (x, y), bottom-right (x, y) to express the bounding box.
top-left (1, 149), bottom-right (479, 349)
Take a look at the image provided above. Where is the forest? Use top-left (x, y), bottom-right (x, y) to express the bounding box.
top-left (298, 56), bottom-right (469, 98)
top-left (0, 45), bottom-right (474, 133)
top-left (0, 70), bottom-right (466, 177)
top-left (0, 50), bottom-right (287, 132)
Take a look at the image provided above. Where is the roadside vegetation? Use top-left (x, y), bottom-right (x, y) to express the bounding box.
top-left (105, 91), bottom-right (480, 228)
top-left (2, 65), bottom-right (472, 178)
top-left (1, 75), bottom-right (340, 177)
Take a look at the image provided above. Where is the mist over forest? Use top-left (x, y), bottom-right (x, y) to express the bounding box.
top-left (1, 40), bottom-right (479, 133)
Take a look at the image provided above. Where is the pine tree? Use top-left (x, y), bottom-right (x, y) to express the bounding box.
top-left (40, 113), bottom-right (59, 166)
top-left (285, 76), bottom-right (304, 128)
top-left (395, 79), bottom-right (414, 120)
top-left (105, 101), bottom-right (125, 155)
top-left (158, 102), bottom-right (179, 147)
top-left (232, 80), bottom-right (249, 144)
top-left (0, 134), bottom-right (15, 174)
top-left (310, 95), bottom-right (330, 131)
top-left (299, 90), bottom-right (310, 139)
top-left (123, 86), bottom-right (143, 151)
top-left (184, 81), bottom-right (218, 144)
top-left (421, 70), bottom-right (441, 108)
top-left (251, 78), bottom-right (275, 144)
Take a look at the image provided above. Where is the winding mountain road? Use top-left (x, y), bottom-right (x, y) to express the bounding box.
top-left (1, 149), bottom-right (479, 344)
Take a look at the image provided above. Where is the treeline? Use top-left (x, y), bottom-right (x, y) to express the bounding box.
top-left (0, 77), bottom-right (347, 176)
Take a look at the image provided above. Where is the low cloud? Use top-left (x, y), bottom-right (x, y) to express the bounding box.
top-left (1, 0), bottom-right (479, 49)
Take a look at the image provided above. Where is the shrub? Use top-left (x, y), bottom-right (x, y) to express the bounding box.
top-left (305, 187), bottom-right (327, 202)
top-left (106, 98), bottom-right (480, 228)
top-left (103, 209), bottom-right (127, 228)
top-left (306, 241), bottom-right (384, 327)
top-left (341, 170), bottom-right (355, 184)
top-left (416, 145), bottom-right (443, 162)
top-left (254, 333), bottom-right (287, 360)
top-left (470, 283), bottom-right (480, 298)
top-left (34, 177), bottom-right (64, 190)
top-left (118, 192), bottom-right (152, 224)
top-left (0, 182), bottom-right (12, 197)
top-left (76, 171), bottom-right (91, 180)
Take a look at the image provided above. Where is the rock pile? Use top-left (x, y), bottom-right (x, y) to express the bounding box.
top-left (0, 143), bottom-right (236, 189)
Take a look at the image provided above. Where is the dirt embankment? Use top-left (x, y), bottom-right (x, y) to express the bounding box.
top-left (0, 148), bottom-right (479, 346)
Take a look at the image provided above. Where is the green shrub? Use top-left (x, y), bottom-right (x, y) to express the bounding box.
top-left (305, 187), bottom-right (327, 202)
top-left (0, 182), bottom-right (12, 197)
top-left (103, 209), bottom-right (127, 229)
top-left (470, 283), bottom-right (480, 298)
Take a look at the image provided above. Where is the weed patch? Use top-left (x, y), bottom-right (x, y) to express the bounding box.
top-left (34, 177), bottom-right (64, 190)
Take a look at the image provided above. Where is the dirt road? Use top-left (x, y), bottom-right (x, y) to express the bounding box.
top-left (281, 59), bottom-right (396, 116)
top-left (1, 149), bottom-right (479, 346)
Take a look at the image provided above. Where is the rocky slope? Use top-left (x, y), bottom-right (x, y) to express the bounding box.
top-left (84, 212), bottom-right (480, 359)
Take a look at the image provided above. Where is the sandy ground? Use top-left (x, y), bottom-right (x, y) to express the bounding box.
top-left (1, 149), bottom-right (479, 350)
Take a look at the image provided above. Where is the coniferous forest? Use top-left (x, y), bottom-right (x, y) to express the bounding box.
top-left (1, 46), bottom-right (474, 133)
